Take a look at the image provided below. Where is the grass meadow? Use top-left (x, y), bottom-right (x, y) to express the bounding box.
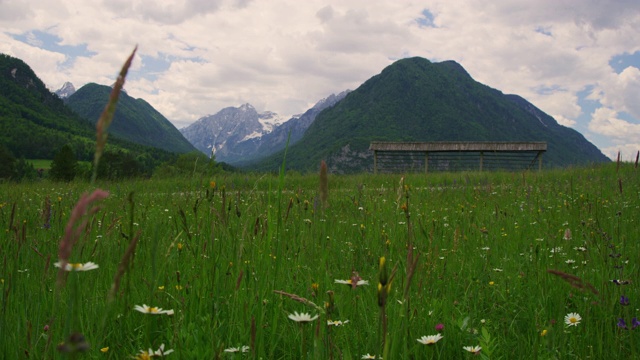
top-left (1, 162), bottom-right (639, 359)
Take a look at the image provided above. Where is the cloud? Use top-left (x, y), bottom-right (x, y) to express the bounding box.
top-left (1, 0), bottom-right (639, 157)
top-left (592, 66), bottom-right (640, 120)
top-left (588, 107), bottom-right (640, 143)
top-left (101, 0), bottom-right (224, 24)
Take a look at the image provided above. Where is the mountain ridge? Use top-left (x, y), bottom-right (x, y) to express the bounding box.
top-left (247, 57), bottom-right (609, 173)
top-left (65, 83), bottom-right (197, 154)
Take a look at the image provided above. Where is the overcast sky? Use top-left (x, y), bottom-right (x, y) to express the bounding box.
top-left (1, 0), bottom-right (639, 160)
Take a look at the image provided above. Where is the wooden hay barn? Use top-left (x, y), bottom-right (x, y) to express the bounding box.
top-left (369, 141), bottom-right (547, 173)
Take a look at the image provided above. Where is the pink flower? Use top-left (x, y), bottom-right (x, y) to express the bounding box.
top-left (435, 323), bottom-right (444, 331)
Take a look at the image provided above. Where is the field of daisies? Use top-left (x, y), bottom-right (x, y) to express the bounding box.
top-left (1, 162), bottom-right (639, 359)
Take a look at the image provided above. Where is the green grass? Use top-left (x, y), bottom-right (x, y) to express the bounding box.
top-left (27, 159), bottom-right (53, 170)
top-left (0, 163), bottom-right (639, 359)
top-left (27, 159), bottom-right (91, 171)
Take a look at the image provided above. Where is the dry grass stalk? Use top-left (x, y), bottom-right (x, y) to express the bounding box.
top-left (108, 230), bottom-right (141, 301)
top-left (91, 46), bottom-right (137, 183)
top-left (547, 269), bottom-right (600, 296)
top-left (319, 160), bottom-right (329, 209)
top-left (56, 189), bottom-right (109, 287)
top-left (273, 290), bottom-right (325, 313)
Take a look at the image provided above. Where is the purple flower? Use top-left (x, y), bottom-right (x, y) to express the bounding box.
top-left (621, 295), bottom-right (630, 306)
top-left (618, 318), bottom-right (628, 329)
top-left (632, 318), bottom-right (640, 329)
top-left (435, 323), bottom-right (444, 331)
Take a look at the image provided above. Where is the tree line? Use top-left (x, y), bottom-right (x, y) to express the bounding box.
top-left (0, 144), bottom-right (227, 182)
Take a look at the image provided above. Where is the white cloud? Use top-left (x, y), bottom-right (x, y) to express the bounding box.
top-left (588, 107), bottom-right (640, 143)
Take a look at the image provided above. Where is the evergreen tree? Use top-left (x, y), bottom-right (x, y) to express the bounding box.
top-left (0, 144), bottom-right (17, 180)
top-left (49, 144), bottom-right (77, 182)
top-left (15, 158), bottom-right (38, 181)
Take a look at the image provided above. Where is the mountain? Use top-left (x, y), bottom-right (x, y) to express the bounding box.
top-left (249, 57), bottom-right (610, 173)
top-left (180, 103), bottom-right (288, 161)
top-left (0, 53), bottom-right (100, 160)
top-left (217, 91), bottom-right (350, 165)
top-left (55, 81), bottom-right (76, 98)
top-left (0, 53), bottom-right (175, 171)
top-left (65, 83), bottom-right (197, 154)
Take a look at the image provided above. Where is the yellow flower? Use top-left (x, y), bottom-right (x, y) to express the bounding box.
top-left (100, 347), bottom-right (109, 353)
top-left (158, 286), bottom-right (165, 291)
top-left (177, 243), bottom-right (183, 251)
top-left (489, 281), bottom-right (495, 286)
top-left (175, 285), bottom-right (183, 290)
top-left (540, 329), bottom-right (548, 336)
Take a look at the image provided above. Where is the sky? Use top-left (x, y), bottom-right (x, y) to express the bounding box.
top-left (1, 0), bottom-right (639, 160)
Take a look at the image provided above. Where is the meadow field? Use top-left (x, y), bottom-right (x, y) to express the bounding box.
top-left (1, 163), bottom-right (639, 359)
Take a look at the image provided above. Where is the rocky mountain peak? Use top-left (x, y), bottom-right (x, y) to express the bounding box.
top-left (55, 82), bottom-right (76, 98)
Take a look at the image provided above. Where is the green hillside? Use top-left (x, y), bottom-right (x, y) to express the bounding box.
top-left (251, 57), bottom-right (609, 172)
top-left (0, 53), bottom-right (174, 172)
top-left (66, 83), bottom-right (196, 154)
top-left (0, 54), bottom-right (98, 160)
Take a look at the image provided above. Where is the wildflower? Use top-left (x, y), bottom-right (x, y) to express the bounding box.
top-left (136, 344), bottom-right (174, 358)
top-left (134, 304), bottom-right (174, 316)
top-left (417, 334), bottom-right (443, 345)
top-left (100, 346), bottom-right (109, 352)
top-left (327, 320), bottom-right (349, 326)
top-left (463, 345), bottom-right (482, 354)
top-left (224, 345), bottom-right (249, 353)
top-left (611, 279), bottom-right (631, 285)
top-left (633, 318), bottom-right (640, 329)
top-left (620, 295), bottom-right (630, 306)
top-left (489, 281), bottom-right (495, 286)
top-left (563, 228), bottom-right (572, 240)
top-left (54, 261), bottom-right (99, 272)
top-left (288, 311), bottom-right (319, 323)
top-left (540, 329), bottom-right (547, 336)
top-left (334, 279), bottom-right (369, 287)
top-left (565, 259), bottom-right (575, 264)
top-left (177, 243), bottom-right (183, 251)
top-left (564, 312), bottom-right (581, 326)
top-left (361, 354), bottom-right (380, 359)
top-left (493, 268), bottom-right (503, 272)
top-left (618, 318), bottom-right (628, 329)
top-left (435, 323), bottom-right (444, 331)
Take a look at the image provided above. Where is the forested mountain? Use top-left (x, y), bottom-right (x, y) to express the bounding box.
top-left (0, 53), bottom-right (174, 172)
top-left (66, 83), bottom-right (197, 154)
top-left (250, 57), bottom-right (610, 173)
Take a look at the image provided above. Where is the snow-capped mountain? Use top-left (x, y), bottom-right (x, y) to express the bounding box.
top-left (180, 92), bottom-right (349, 164)
top-left (180, 103), bottom-right (282, 159)
top-left (54, 82), bottom-right (76, 98)
top-left (243, 110), bottom-right (287, 141)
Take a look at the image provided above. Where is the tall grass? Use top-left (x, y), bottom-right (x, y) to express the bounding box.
top-left (0, 162), bottom-right (638, 358)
